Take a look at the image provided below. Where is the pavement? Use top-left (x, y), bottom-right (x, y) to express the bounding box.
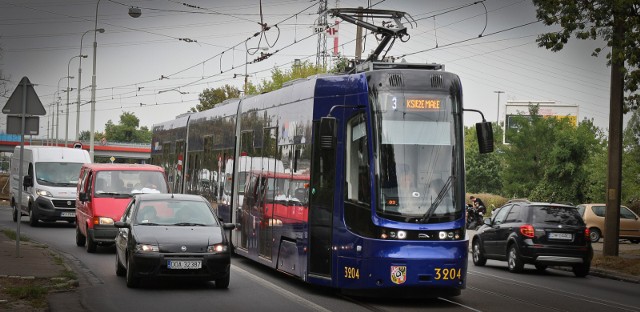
top-left (0, 225), bottom-right (87, 311)
top-left (0, 227), bottom-right (638, 312)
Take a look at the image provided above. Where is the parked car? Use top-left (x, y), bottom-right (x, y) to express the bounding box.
top-left (114, 193), bottom-right (235, 288)
top-left (75, 163), bottom-right (169, 253)
top-left (575, 203), bottom-right (640, 243)
top-left (471, 201), bottom-right (592, 277)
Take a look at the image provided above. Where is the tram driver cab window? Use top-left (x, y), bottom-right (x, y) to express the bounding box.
top-left (345, 114), bottom-right (370, 204)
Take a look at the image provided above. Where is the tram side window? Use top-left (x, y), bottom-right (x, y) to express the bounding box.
top-left (345, 114), bottom-right (371, 204)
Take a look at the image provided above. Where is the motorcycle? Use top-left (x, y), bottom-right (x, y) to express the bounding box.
top-left (466, 204), bottom-right (485, 230)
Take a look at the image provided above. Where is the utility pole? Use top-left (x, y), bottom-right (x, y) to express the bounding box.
top-left (354, 7), bottom-right (363, 62)
top-left (603, 10), bottom-right (625, 257)
top-left (316, 0), bottom-right (327, 68)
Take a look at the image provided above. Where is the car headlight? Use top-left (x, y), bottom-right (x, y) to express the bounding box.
top-left (207, 244), bottom-right (228, 253)
top-left (135, 244), bottom-right (159, 253)
top-left (92, 217), bottom-right (114, 225)
top-left (36, 189), bottom-right (53, 197)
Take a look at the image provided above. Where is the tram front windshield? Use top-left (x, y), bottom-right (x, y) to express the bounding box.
top-left (374, 92), bottom-right (458, 223)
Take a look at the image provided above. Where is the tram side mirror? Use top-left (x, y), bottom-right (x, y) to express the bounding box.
top-left (320, 117), bottom-right (337, 150)
top-left (476, 121), bottom-right (494, 154)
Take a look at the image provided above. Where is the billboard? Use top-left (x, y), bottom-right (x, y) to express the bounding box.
top-left (504, 101), bottom-right (579, 144)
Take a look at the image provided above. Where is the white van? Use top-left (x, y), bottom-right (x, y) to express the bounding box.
top-left (10, 146), bottom-right (91, 226)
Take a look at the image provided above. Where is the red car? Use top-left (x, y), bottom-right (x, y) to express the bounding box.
top-left (75, 163), bottom-right (169, 253)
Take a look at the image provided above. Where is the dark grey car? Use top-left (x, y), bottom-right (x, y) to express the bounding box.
top-left (114, 193), bottom-right (235, 288)
top-left (471, 201), bottom-right (592, 277)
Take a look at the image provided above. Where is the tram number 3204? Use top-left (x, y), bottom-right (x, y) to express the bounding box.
top-left (434, 268), bottom-right (462, 280)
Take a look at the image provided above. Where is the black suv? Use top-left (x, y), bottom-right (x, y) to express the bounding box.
top-left (471, 201), bottom-right (592, 277)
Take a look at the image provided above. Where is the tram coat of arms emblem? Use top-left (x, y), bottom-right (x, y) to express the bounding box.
top-left (390, 265), bottom-right (406, 284)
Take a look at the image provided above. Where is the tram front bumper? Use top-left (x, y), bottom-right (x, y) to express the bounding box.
top-left (336, 239), bottom-right (468, 291)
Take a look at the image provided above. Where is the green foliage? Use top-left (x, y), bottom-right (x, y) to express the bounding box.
top-left (533, 0), bottom-right (640, 110)
top-left (78, 130), bottom-right (104, 142)
top-left (464, 123), bottom-right (504, 194)
top-left (500, 106), bottom-right (600, 203)
top-left (623, 109), bottom-right (640, 206)
top-left (192, 84), bottom-right (241, 112)
top-left (103, 112), bottom-right (151, 143)
top-left (250, 60), bottom-right (326, 94)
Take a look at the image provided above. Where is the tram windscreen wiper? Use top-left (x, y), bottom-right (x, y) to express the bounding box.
top-left (420, 176), bottom-right (454, 223)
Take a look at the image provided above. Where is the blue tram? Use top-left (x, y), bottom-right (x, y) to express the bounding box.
top-left (151, 61), bottom-right (493, 297)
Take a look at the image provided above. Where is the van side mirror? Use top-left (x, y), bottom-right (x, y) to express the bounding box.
top-left (320, 117), bottom-right (337, 150)
top-left (476, 121), bottom-right (494, 154)
top-left (23, 176), bottom-right (33, 188)
top-left (79, 192), bottom-right (90, 202)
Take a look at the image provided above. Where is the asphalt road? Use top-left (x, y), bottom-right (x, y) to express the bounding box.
top-left (2, 203), bottom-right (639, 312)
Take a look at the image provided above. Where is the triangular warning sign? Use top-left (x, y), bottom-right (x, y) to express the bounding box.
top-left (2, 76), bottom-right (46, 116)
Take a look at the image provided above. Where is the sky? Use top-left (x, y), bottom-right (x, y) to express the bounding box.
top-left (0, 0), bottom-right (616, 143)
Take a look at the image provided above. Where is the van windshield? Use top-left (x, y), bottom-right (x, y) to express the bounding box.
top-left (95, 171), bottom-right (168, 197)
top-left (35, 162), bottom-right (84, 187)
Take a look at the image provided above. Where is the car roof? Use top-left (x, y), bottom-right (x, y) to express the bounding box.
top-left (134, 193), bottom-right (206, 201)
top-left (82, 163), bottom-right (164, 171)
top-left (510, 201), bottom-right (576, 208)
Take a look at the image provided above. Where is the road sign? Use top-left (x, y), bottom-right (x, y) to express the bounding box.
top-left (73, 142), bottom-right (83, 149)
top-left (6, 116), bottom-right (39, 135)
top-left (110, 156), bottom-right (115, 163)
top-left (2, 77), bottom-right (46, 116)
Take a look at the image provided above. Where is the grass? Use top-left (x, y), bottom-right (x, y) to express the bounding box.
top-left (0, 229), bottom-right (78, 311)
top-left (592, 254), bottom-right (640, 276)
top-left (1, 228), bottom-right (30, 242)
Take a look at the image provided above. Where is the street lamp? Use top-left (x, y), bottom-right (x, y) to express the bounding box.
top-left (494, 90), bottom-right (504, 124)
top-left (77, 28), bottom-right (104, 142)
top-left (68, 54), bottom-right (87, 146)
top-left (90, 1), bottom-right (141, 161)
top-left (56, 76), bottom-right (73, 146)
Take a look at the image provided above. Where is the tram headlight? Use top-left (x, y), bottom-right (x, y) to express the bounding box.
top-left (438, 229), bottom-right (462, 240)
top-left (397, 231), bottom-right (407, 239)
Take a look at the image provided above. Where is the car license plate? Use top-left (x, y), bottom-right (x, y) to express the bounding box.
top-left (61, 212), bottom-right (76, 217)
top-left (549, 232), bottom-right (573, 240)
top-left (167, 260), bottom-right (202, 270)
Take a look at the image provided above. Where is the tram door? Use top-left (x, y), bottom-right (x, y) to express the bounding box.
top-left (308, 121), bottom-right (335, 277)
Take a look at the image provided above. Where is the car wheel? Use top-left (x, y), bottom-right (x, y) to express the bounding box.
top-left (29, 205), bottom-right (38, 227)
top-left (75, 225), bottom-right (86, 247)
top-left (85, 231), bottom-right (97, 253)
top-left (472, 240), bottom-right (487, 266)
top-left (11, 204), bottom-right (18, 222)
top-left (215, 271), bottom-right (230, 289)
top-left (589, 228), bottom-right (601, 243)
top-left (115, 252), bottom-right (126, 277)
top-left (507, 244), bottom-right (524, 273)
top-left (126, 255), bottom-right (140, 288)
top-left (534, 264), bottom-right (548, 272)
top-left (573, 263), bottom-right (590, 277)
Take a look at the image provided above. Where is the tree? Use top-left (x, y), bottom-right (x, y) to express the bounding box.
top-left (464, 123), bottom-right (504, 195)
top-left (250, 60), bottom-right (326, 94)
top-left (533, 1), bottom-right (639, 110)
top-left (192, 84), bottom-right (241, 112)
top-left (501, 106), bottom-right (600, 203)
top-left (622, 109), bottom-right (640, 209)
top-left (533, 0), bottom-right (638, 256)
top-left (103, 112), bottom-right (151, 143)
top-left (78, 130), bottom-right (104, 142)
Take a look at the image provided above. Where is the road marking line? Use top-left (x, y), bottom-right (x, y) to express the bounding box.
top-left (232, 265), bottom-right (331, 312)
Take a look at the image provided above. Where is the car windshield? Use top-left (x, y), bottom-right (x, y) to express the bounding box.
top-left (135, 200), bottom-right (219, 226)
top-left (35, 162), bottom-right (83, 187)
top-left (532, 206), bottom-right (584, 226)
